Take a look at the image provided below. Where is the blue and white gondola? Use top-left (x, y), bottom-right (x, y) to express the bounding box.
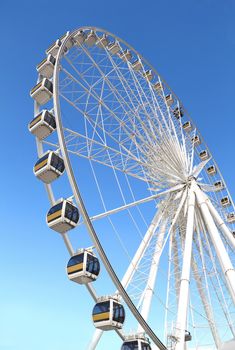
top-left (92, 296), bottom-right (125, 330)
top-left (67, 249), bottom-right (100, 284)
top-left (28, 110), bottom-right (56, 140)
top-left (46, 199), bottom-right (79, 233)
top-left (33, 151), bottom-right (65, 183)
top-left (30, 78), bottom-right (53, 105)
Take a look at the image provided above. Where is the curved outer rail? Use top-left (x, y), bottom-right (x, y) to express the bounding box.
top-left (53, 28), bottom-right (167, 350)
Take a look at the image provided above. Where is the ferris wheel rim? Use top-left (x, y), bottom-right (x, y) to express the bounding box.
top-left (51, 27), bottom-right (168, 350)
top-left (32, 26), bottom-right (235, 350)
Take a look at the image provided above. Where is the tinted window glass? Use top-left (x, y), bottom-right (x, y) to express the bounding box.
top-left (29, 112), bottom-right (43, 126)
top-left (86, 254), bottom-right (100, 276)
top-left (35, 153), bottom-right (49, 167)
top-left (142, 343), bottom-right (151, 350)
top-left (50, 55), bottom-right (56, 65)
top-left (113, 302), bottom-right (125, 323)
top-left (92, 301), bottom-right (110, 315)
top-left (65, 203), bottom-right (79, 223)
top-left (121, 341), bottom-right (139, 350)
top-left (50, 153), bottom-right (65, 173)
top-left (45, 79), bottom-right (53, 92)
top-left (67, 253), bottom-right (84, 267)
top-left (44, 112), bottom-right (56, 129)
top-left (48, 202), bottom-right (63, 215)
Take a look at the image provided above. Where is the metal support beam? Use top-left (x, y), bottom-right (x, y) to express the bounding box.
top-left (121, 210), bottom-right (164, 289)
top-left (175, 183), bottom-right (196, 350)
top-left (195, 184), bottom-right (235, 305)
top-left (205, 195), bottom-right (235, 250)
top-left (137, 220), bottom-right (167, 332)
top-left (88, 184), bottom-right (184, 224)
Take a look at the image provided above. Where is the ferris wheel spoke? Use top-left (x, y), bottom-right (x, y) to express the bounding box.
top-left (59, 76), bottom-right (155, 167)
top-left (86, 184), bottom-right (184, 223)
top-left (60, 65), bottom-right (149, 150)
top-left (64, 49), bottom-right (124, 96)
top-left (58, 64), bottom-right (191, 191)
top-left (88, 152), bottom-right (146, 241)
top-left (59, 92), bottom-right (147, 174)
top-left (128, 64), bottom-right (187, 170)
top-left (104, 51), bottom-right (186, 171)
top-left (75, 44), bottom-right (172, 160)
top-left (127, 61), bottom-right (179, 148)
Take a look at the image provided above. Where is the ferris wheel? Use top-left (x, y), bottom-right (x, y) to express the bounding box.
top-left (29, 27), bottom-right (235, 350)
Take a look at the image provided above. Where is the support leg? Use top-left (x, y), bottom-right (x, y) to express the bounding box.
top-left (175, 185), bottom-right (196, 350)
top-left (137, 221), bottom-right (167, 332)
top-left (195, 184), bottom-right (235, 304)
top-left (205, 195), bottom-right (235, 250)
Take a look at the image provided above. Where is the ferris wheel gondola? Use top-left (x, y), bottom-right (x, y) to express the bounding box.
top-left (29, 27), bottom-right (235, 350)
top-left (36, 54), bottom-right (56, 79)
top-left (46, 39), bottom-right (62, 57)
top-left (28, 110), bottom-right (56, 140)
top-left (46, 199), bottom-right (79, 233)
top-left (33, 151), bottom-right (65, 183)
top-left (121, 334), bottom-right (152, 350)
top-left (30, 78), bottom-right (53, 105)
top-left (92, 296), bottom-right (125, 330)
top-left (67, 249), bottom-right (100, 284)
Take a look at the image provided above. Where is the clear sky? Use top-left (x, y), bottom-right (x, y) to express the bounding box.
top-left (0, 0), bottom-right (235, 349)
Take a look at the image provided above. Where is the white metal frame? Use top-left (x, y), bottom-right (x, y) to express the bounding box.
top-left (31, 26), bottom-right (235, 350)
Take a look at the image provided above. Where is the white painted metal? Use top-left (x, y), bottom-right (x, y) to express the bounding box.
top-left (197, 209), bottom-right (235, 338)
top-left (172, 235), bottom-right (180, 304)
top-left (205, 195), bottom-right (235, 250)
top-left (121, 211), bottom-right (164, 289)
top-left (193, 213), bottom-right (221, 348)
top-left (175, 184), bottom-right (196, 350)
top-left (31, 26), bottom-right (235, 350)
top-left (136, 189), bottom-right (188, 336)
top-left (164, 234), bottom-right (173, 344)
top-left (87, 329), bottom-right (103, 350)
top-left (137, 220), bottom-right (167, 333)
top-left (88, 185), bottom-right (184, 224)
top-left (52, 31), bottom-right (168, 350)
top-left (191, 257), bottom-right (221, 348)
top-left (87, 196), bottom-right (182, 348)
top-left (195, 184), bottom-right (235, 304)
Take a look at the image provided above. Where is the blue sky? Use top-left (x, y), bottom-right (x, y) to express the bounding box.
top-left (0, 0), bottom-right (235, 349)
